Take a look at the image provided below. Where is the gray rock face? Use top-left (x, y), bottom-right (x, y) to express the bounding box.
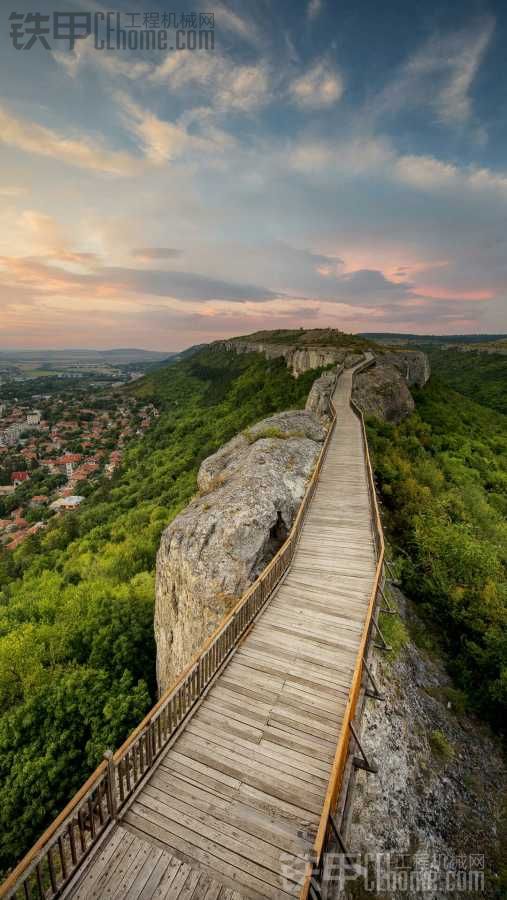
top-left (215, 340), bottom-right (364, 376)
top-left (155, 409), bottom-right (326, 694)
top-left (352, 361), bottom-right (415, 423)
top-left (305, 369), bottom-right (340, 424)
top-left (380, 350), bottom-right (430, 387)
top-left (347, 590), bottom-right (506, 899)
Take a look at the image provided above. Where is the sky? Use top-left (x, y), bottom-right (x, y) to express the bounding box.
top-left (1, 0), bottom-right (507, 350)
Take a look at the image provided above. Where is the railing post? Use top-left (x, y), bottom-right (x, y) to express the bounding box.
top-left (103, 750), bottom-right (118, 822)
top-left (146, 719), bottom-right (153, 768)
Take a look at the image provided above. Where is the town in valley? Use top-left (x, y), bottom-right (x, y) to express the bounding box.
top-left (0, 349), bottom-right (164, 550)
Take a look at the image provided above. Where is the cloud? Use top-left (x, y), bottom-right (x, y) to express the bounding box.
top-left (114, 92), bottom-right (229, 164)
top-left (307, 0), bottom-right (323, 21)
top-left (289, 136), bottom-right (394, 175)
top-left (287, 133), bottom-right (507, 204)
top-left (394, 153), bottom-right (507, 197)
top-left (132, 248), bottom-right (182, 261)
top-left (150, 52), bottom-right (271, 112)
top-left (0, 105), bottom-right (140, 177)
top-left (369, 17), bottom-right (494, 132)
top-left (104, 267), bottom-right (281, 302)
top-left (0, 255), bottom-right (281, 306)
top-left (115, 93), bottom-right (191, 164)
top-left (213, 3), bottom-right (261, 46)
top-left (394, 155), bottom-right (459, 189)
top-left (55, 37), bottom-right (270, 114)
top-left (53, 38), bottom-right (152, 80)
top-left (289, 61), bottom-right (343, 109)
top-left (0, 186), bottom-right (25, 198)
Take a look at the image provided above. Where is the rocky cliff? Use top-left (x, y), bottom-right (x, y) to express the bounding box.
top-left (380, 349), bottom-right (431, 388)
top-left (346, 589), bottom-right (506, 899)
top-left (215, 339), bottom-right (364, 376)
top-left (214, 338), bottom-right (429, 386)
top-left (305, 367), bottom-right (342, 424)
top-left (352, 361), bottom-right (416, 423)
top-left (155, 408), bottom-right (326, 694)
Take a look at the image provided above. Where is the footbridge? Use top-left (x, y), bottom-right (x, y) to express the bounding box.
top-left (1, 357), bottom-right (387, 900)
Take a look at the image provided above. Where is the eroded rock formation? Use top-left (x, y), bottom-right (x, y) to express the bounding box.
top-left (347, 589), bottom-right (506, 899)
top-left (352, 360), bottom-right (416, 423)
top-left (155, 409), bottom-right (326, 694)
top-left (305, 368), bottom-right (341, 424)
top-left (215, 339), bottom-right (364, 376)
top-left (380, 350), bottom-right (430, 388)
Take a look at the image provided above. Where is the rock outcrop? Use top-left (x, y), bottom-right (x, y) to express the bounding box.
top-left (155, 409), bottom-right (326, 694)
top-left (380, 349), bottom-right (430, 388)
top-left (305, 368), bottom-right (341, 424)
top-left (347, 589), bottom-right (506, 899)
top-left (352, 360), bottom-right (416, 423)
top-left (215, 339), bottom-right (364, 376)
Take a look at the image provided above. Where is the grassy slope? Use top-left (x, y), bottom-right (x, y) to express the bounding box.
top-left (0, 348), bottom-right (326, 873)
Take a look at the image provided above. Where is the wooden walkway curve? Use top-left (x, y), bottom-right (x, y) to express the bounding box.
top-left (63, 364), bottom-right (378, 900)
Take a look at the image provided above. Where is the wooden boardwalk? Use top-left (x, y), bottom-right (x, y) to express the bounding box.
top-left (67, 366), bottom-right (377, 900)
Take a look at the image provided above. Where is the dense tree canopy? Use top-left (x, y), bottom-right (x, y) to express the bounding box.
top-left (368, 378), bottom-right (507, 728)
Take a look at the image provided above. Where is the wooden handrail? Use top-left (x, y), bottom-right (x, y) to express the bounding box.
top-left (299, 356), bottom-right (385, 899)
top-left (0, 365), bottom-right (344, 900)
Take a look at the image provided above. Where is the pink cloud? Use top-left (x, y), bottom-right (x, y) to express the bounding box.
top-left (412, 286), bottom-right (495, 301)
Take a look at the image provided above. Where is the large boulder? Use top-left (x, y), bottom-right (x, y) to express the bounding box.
top-left (155, 409), bottom-right (326, 694)
top-left (352, 361), bottom-right (415, 423)
top-left (379, 350), bottom-right (430, 388)
top-left (305, 369), bottom-right (340, 424)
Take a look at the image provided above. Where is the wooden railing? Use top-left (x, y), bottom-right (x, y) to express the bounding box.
top-left (300, 355), bottom-right (385, 899)
top-left (0, 368), bottom-right (344, 900)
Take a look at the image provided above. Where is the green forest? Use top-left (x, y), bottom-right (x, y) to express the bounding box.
top-left (0, 349), bottom-right (325, 874)
top-left (368, 377), bottom-right (507, 728)
top-left (424, 348), bottom-right (507, 415)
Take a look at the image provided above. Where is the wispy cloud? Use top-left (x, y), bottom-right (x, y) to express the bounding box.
top-left (213, 3), bottom-right (262, 46)
top-left (114, 92), bottom-right (231, 164)
top-left (0, 104), bottom-right (140, 176)
top-left (307, 0), bottom-right (323, 21)
top-left (367, 17), bottom-right (494, 134)
top-left (150, 52), bottom-right (271, 112)
top-left (289, 60), bottom-right (343, 109)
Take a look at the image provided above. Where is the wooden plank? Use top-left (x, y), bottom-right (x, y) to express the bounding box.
top-left (124, 809), bottom-right (298, 900)
top-left (72, 829), bottom-right (136, 899)
top-left (137, 787), bottom-right (292, 872)
top-left (147, 772), bottom-right (310, 858)
top-left (186, 718), bottom-right (330, 778)
top-left (172, 738), bottom-right (324, 814)
top-left (137, 852), bottom-right (183, 900)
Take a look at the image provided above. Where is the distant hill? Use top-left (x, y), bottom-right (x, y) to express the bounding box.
top-left (360, 332), bottom-right (507, 347)
top-left (0, 348), bottom-right (174, 365)
top-left (162, 344), bottom-right (208, 365)
top-left (227, 327), bottom-right (377, 351)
